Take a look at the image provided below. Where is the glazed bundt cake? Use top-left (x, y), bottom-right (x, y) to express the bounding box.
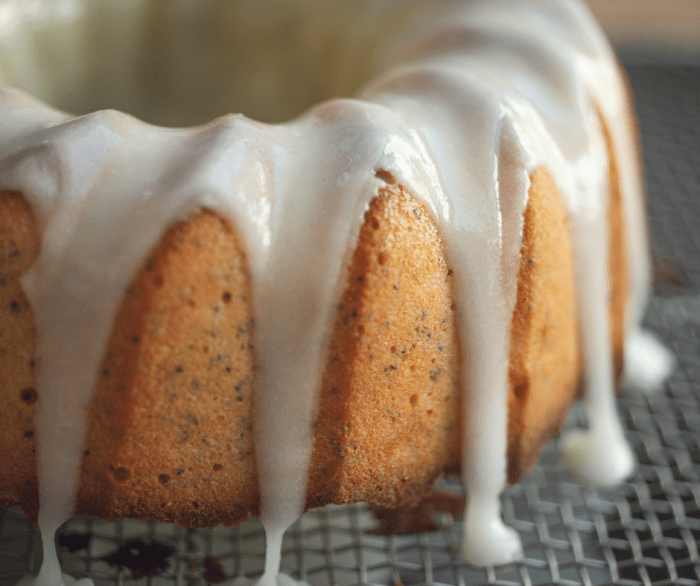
top-left (0, 0), bottom-right (673, 582)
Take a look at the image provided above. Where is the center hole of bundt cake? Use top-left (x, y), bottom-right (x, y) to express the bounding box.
top-left (1, 1), bottom-right (414, 126)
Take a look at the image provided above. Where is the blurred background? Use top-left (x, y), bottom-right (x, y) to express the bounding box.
top-left (587, 0), bottom-right (700, 50)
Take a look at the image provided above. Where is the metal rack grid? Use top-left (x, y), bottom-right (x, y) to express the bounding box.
top-left (1, 52), bottom-right (700, 586)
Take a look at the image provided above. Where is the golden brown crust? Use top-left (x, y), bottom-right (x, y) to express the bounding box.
top-left (76, 211), bottom-right (260, 527)
top-left (600, 102), bottom-right (629, 383)
top-left (0, 132), bottom-right (630, 525)
top-left (307, 184), bottom-right (463, 510)
top-left (507, 167), bottom-right (580, 483)
top-left (0, 191), bottom-right (40, 518)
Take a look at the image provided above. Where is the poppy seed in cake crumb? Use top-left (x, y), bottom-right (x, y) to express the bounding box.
top-left (20, 388), bottom-right (37, 404)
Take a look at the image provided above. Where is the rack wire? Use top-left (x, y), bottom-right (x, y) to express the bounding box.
top-left (1, 51), bottom-right (700, 586)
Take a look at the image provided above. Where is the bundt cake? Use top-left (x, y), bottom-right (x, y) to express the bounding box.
top-left (0, 0), bottom-right (674, 583)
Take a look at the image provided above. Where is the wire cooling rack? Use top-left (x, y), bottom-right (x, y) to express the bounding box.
top-left (1, 51), bottom-right (700, 586)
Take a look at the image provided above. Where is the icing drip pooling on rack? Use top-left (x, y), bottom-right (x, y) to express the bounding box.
top-left (0, 0), bottom-right (673, 582)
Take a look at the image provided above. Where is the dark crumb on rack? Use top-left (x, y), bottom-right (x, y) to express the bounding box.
top-left (57, 532), bottom-right (91, 553)
top-left (102, 538), bottom-right (175, 579)
top-left (370, 491), bottom-right (464, 535)
top-left (203, 556), bottom-right (227, 583)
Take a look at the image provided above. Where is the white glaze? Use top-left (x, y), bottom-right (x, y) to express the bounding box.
top-left (14, 525), bottom-right (94, 586)
top-left (0, 0), bottom-right (672, 579)
top-left (623, 328), bottom-right (675, 392)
